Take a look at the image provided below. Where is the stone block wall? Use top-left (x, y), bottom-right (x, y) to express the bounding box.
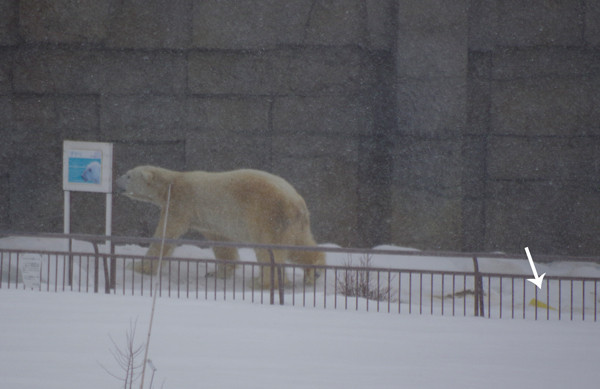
top-left (393, 0), bottom-right (468, 250)
top-left (466, 0), bottom-right (600, 255)
top-left (1, 0), bottom-right (599, 256)
top-left (0, 0), bottom-right (396, 248)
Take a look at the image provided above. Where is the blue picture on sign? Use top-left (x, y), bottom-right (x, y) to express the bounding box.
top-left (68, 157), bottom-right (102, 184)
top-left (63, 142), bottom-right (112, 193)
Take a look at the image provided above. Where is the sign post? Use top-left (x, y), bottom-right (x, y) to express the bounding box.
top-left (62, 140), bottom-right (113, 290)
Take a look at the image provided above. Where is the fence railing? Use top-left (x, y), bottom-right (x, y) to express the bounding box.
top-left (1, 232), bottom-right (599, 321)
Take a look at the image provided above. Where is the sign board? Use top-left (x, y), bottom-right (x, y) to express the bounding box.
top-left (19, 253), bottom-right (43, 290)
top-left (63, 141), bottom-right (113, 193)
top-left (62, 140), bottom-right (114, 238)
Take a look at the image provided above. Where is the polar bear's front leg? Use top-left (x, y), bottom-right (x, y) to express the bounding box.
top-left (134, 240), bottom-right (177, 275)
top-left (134, 209), bottom-right (188, 275)
top-left (203, 233), bottom-right (240, 279)
top-left (210, 245), bottom-right (240, 278)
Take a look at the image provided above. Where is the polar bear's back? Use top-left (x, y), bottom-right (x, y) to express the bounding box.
top-left (224, 169), bottom-right (301, 199)
top-left (208, 169), bottom-right (307, 218)
top-left (180, 169), bottom-right (311, 243)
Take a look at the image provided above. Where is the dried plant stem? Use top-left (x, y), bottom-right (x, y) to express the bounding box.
top-left (139, 183), bottom-right (172, 389)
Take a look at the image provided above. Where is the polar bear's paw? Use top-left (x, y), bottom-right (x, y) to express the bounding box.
top-left (205, 263), bottom-right (237, 279)
top-left (302, 268), bottom-right (321, 285)
top-left (132, 261), bottom-right (158, 275)
top-left (252, 271), bottom-right (292, 290)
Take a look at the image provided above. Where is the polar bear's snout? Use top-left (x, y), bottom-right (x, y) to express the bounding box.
top-left (115, 174), bottom-right (129, 193)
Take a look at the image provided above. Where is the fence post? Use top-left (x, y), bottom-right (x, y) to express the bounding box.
top-left (269, 249), bottom-right (275, 305)
top-left (268, 249), bottom-right (284, 306)
top-left (472, 256), bottom-right (485, 317)
top-left (110, 256), bottom-right (116, 290)
top-left (91, 241), bottom-right (110, 294)
top-left (68, 236), bottom-right (73, 287)
top-left (92, 242), bottom-right (99, 293)
top-left (277, 264), bottom-right (284, 306)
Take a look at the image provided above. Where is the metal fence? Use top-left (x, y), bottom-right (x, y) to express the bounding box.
top-left (1, 232), bottom-right (599, 321)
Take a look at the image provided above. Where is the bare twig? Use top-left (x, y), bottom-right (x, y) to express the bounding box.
top-left (101, 319), bottom-right (145, 389)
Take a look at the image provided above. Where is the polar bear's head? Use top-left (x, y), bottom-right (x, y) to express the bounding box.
top-left (116, 166), bottom-right (173, 206)
top-left (81, 161), bottom-right (101, 184)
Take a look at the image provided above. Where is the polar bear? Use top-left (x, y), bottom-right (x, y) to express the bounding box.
top-left (116, 166), bottom-right (325, 288)
top-left (81, 161), bottom-right (101, 183)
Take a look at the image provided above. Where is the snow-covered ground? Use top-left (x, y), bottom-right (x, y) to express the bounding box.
top-left (1, 236), bottom-right (600, 388)
top-left (1, 289), bottom-right (599, 389)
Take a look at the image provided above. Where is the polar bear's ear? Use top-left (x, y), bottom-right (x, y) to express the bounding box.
top-left (141, 170), bottom-right (153, 182)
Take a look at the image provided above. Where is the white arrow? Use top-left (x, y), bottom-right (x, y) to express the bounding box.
top-left (524, 247), bottom-right (545, 289)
